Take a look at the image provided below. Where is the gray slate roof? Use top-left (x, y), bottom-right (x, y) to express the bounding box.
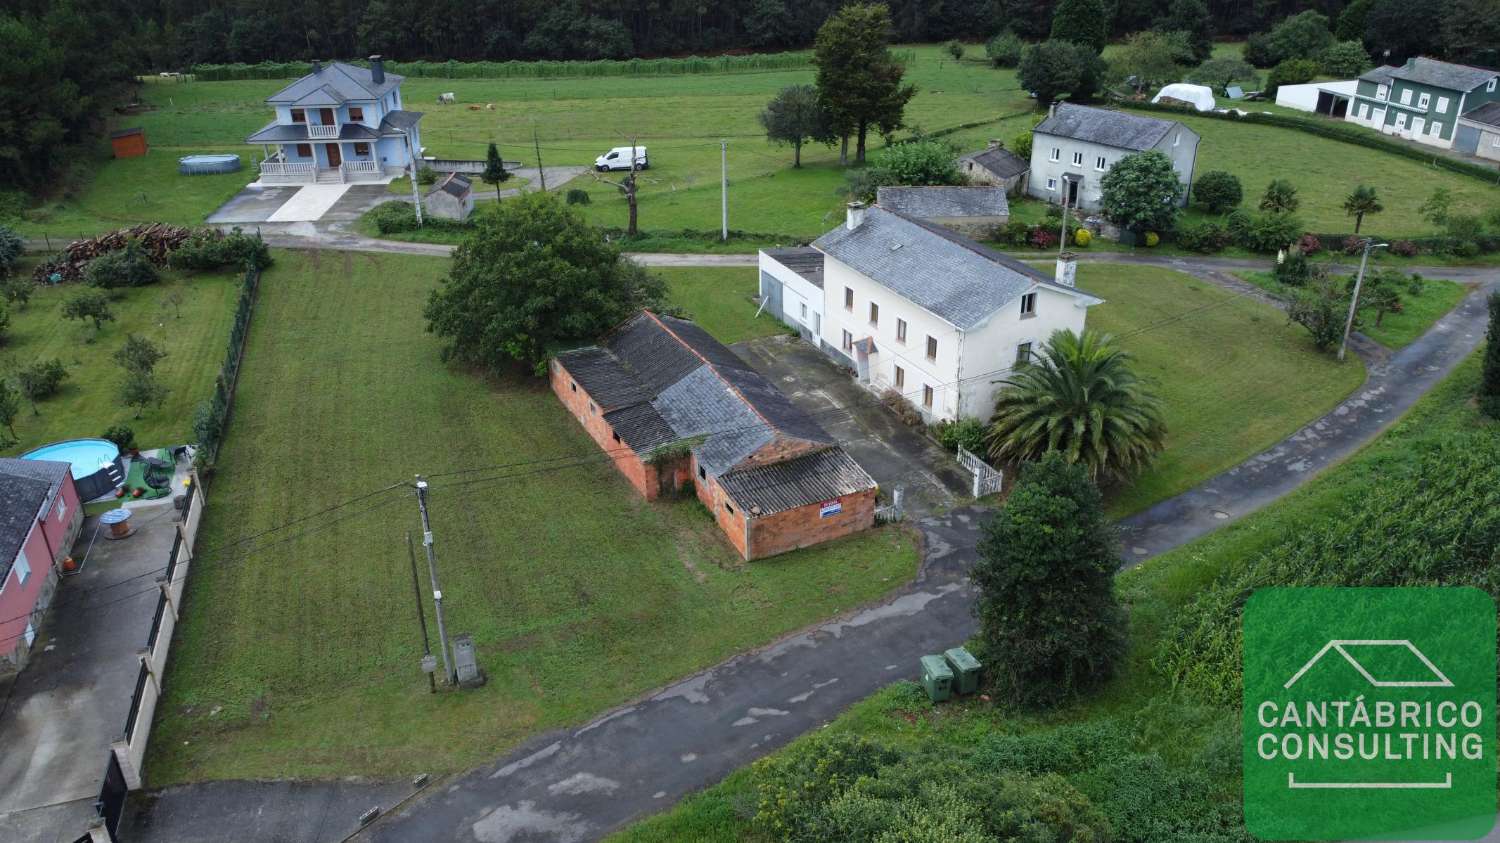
top-left (1034, 103), bottom-right (1181, 151)
top-left (0, 459), bottom-right (69, 582)
top-left (813, 206), bottom-right (1094, 330)
top-left (265, 61), bottom-right (404, 105)
top-left (762, 247), bottom-right (824, 289)
top-left (245, 110), bottom-right (423, 145)
top-left (1461, 101), bottom-right (1500, 127)
top-left (433, 173), bottom-right (471, 198)
top-left (1389, 57), bottom-right (1498, 92)
top-left (876, 186), bottom-right (1009, 220)
top-left (1359, 65), bottom-right (1399, 84)
top-left (555, 312), bottom-right (874, 509)
top-left (960, 145), bottom-right (1029, 179)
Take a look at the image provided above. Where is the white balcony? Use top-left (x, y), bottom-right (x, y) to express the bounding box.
top-left (307, 124), bottom-right (339, 139)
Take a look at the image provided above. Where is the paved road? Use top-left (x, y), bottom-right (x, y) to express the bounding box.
top-left (123, 258), bottom-right (1500, 842)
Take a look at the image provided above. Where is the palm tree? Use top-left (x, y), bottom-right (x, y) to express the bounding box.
top-left (985, 329), bottom-right (1167, 483)
top-left (1341, 184), bottom-right (1383, 234)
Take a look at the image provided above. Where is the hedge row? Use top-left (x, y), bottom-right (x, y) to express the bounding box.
top-left (192, 263), bottom-right (261, 474)
top-left (1118, 100), bottom-right (1500, 186)
top-left (188, 50), bottom-right (871, 81)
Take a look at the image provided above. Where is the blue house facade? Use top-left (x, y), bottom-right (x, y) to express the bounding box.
top-left (246, 56), bottom-right (423, 183)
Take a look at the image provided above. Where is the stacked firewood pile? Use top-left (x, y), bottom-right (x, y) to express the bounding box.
top-left (33, 223), bottom-right (197, 283)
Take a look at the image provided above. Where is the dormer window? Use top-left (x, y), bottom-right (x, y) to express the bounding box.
top-left (291, 108), bottom-right (306, 123)
top-left (349, 106), bottom-right (365, 122)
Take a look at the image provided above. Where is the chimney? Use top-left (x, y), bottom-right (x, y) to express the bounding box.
top-left (1048, 101), bottom-right (1057, 119)
top-left (987, 138), bottom-right (1003, 150)
top-left (846, 201), bottom-right (867, 231)
top-left (369, 55), bottom-right (385, 85)
top-left (1055, 251), bottom-right (1077, 288)
top-left (311, 59), bottom-right (322, 74)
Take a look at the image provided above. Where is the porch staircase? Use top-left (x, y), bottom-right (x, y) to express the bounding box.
top-left (314, 168), bottom-right (343, 185)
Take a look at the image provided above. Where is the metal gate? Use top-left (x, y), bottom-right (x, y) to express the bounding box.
top-left (957, 446), bottom-right (1003, 497)
top-left (96, 752), bottom-right (128, 840)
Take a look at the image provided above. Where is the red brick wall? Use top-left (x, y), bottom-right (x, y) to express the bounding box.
top-left (746, 486), bottom-right (878, 560)
top-left (691, 455), bottom-right (750, 559)
top-left (550, 359), bottom-right (661, 500)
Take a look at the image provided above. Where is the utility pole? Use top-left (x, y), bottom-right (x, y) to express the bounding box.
top-left (533, 126), bottom-right (546, 192)
top-left (403, 129), bottom-right (423, 225)
top-left (406, 531), bottom-right (436, 694)
top-left (720, 139), bottom-right (729, 242)
top-left (1058, 176), bottom-right (1072, 254)
top-left (413, 476), bottom-right (454, 685)
top-left (1339, 238), bottom-right (1387, 362)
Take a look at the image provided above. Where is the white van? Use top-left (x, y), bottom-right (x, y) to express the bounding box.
top-left (595, 146), bottom-right (649, 171)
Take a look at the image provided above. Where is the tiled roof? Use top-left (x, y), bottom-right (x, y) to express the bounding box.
top-left (265, 61), bottom-right (403, 105)
top-left (960, 145), bottom-right (1029, 179)
top-left (0, 459), bottom-right (67, 582)
top-left (718, 448), bottom-right (876, 517)
top-left (1461, 101), bottom-right (1500, 127)
top-left (1034, 103), bottom-right (1182, 151)
top-left (762, 247), bottom-right (824, 288)
top-left (1389, 57), bottom-right (1498, 92)
top-left (556, 312), bottom-right (873, 512)
top-left (876, 186), bottom-right (1009, 220)
top-left (813, 206), bottom-right (1095, 329)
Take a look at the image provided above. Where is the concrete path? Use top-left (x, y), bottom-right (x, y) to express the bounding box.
top-left (267, 185), bottom-right (351, 223)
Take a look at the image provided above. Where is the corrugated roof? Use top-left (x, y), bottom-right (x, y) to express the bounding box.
top-left (813, 206), bottom-right (1091, 329)
top-left (718, 448), bottom-right (876, 516)
top-left (1034, 103), bottom-right (1181, 151)
top-left (960, 145), bottom-right (1029, 179)
top-left (877, 186), bottom-right (1009, 220)
top-left (762, 247), bottom-right (825, 289)
top-left (1461, 101), bottom-right (1500, 127)
top-left (1389, 57), bottom-right (1498, 92)
top-left (265, 61), bottom-right (403, 105)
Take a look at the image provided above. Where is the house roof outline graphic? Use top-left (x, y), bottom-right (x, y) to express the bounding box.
top-left (1283, 639), bottom-right (1454, 689)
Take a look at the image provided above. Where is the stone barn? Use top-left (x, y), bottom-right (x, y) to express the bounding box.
top-left (958, 140), bottom-right (1029, 194)
top-left (552, 311), bottom-right (878, 560)
top-left (425, 172), bottom-right (474, 221)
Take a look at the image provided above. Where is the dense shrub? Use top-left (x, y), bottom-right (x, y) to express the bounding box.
top-left (1273, 249), bottom-right (1314, 286)
top-left (1390, 239), bottom-right (1419, 257)
top-left (83, 241), bottom-right (159, 289)
top-left (1073, 227), bottom-right (1092, 246)
top-left (1192, 170), bottom-right (1241, 213)
top-left (416, 166), bottom-right (438, 186)
top-left (1483, 292), bottom-right (1500, 418)
top-left (881, 387), bottom-right (926, 430)
top-left (1028, 226), bottom-right (1060, 249)
top-left (0, 303), bottom-right (9, 346)
top-left (1264, 57), bottom-right (1320, 96)
top-left (1295, 233), bottom-right (1321, 254)
top-left (102, 424), bottom-right (136, 450)
top-left (170, 228), bottom-right (272, 271)
top-left (1175, 220), bottom-right (1231, 253)
top-left (1341, 235), bottom-right (1364, 255)
top-left (0, 224), bottom-right (22, 275)
top-left (985, 30), bottom-right (1023, 67)
top-left (854, 140), bottom-right (964, 199)
top-left (944, 39), bottom-right (964, 60)
top-left (1444, 213), bottom-right (1485, 256)
top-left (1099, 150), bottom-right (1182, 233)
top-left (564, 188), bottom-right (591, 205)
top-left (1287, 273), bottom-right (1348, 350)
top-left (1234, 211), bottom-right (1302, 252)
top-left (999, 219), bottom-right (1032, 246)
top-left (933, 417), bottom-right (986, 453)
top-left (367, 200), bottom-right (473, 236)
top-left (1321, 40), bottom-right (1369, 76)
top-left (752, 733), bottom-right (901, 841)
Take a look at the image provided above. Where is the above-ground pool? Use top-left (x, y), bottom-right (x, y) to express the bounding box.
top-left (179, 154), bottom-right (241, 175)
top-left (21, 438), bottom-right (124, 500)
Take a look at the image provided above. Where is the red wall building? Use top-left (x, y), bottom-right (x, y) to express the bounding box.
top-left (0, 459), bottom-right (83, 672)
top-left (552, 311), bottom-right (877, 561)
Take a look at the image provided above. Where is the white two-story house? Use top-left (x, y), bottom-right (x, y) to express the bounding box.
top-left (795, 203), bottom-right (1101, 423)
top-left (1027, 103), bottom-right (1198, 212)
top-left (246, 56), bottom-right (423, 184)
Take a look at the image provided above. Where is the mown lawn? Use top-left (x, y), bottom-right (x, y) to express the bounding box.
top-left (1235, 270), bottom-right (1469, 350)
top-left (657, 267), bottom-right (789, 345)
top-left (1072, 263), bottom-right (1365, 515)
top-left (147, 249), bottom-right (919, 785)
top-left (612, 350), bottom-right (1494, 843)
top-left (0, 263), bottom-right (240, 455)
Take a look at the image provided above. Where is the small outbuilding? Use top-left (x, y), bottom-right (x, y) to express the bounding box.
top-left (957, 140), bottom-right (1029, 194)
top-left (425, 172), bottom-right (474, 221)
top-left (875, 186), bottom-right (1010, 239)
top-left (110, 128), bottom-right (148, 159)
top-left (1456, 102), bottom-right (1500, 161)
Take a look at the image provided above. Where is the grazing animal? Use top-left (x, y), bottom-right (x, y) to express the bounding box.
top-left (467, 104), bottom-right (481, 111)
top-left (438, 92), bottom-right (456, 104)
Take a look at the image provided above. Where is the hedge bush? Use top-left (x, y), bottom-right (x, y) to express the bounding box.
top-left (1192, 170), bottom-right (1242, 214)
top-left (1175, 220), bottom-right (1232, 253)
top-left (83, 241), bottom-right (159, 289)
top-left (170, 228), bottom-right (272, 271)
top-left (366, 201), bottom-right (473, 236)
top-left (933, 417), bottom-right (986, 453)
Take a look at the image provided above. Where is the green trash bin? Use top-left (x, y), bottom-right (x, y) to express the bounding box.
top-left (944, 646), bottom-right (982, 695)
top-left (920, 654), bottom-right (953, 703)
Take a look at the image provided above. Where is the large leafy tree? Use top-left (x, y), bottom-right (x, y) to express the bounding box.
top-left (1109, 30), bottom-right (1194, 93)
top-left (759, 84), bottom-right (834, 168)
top-left (1189, 57), bottom-right (1257, 95)
top-left (986, 329), bottom-right (1167, 482)
top-left (1363, 0), bottom-right (1446, 63)
top-left (1342, 184), bottom-right (1383, 233)
top-left (1152, 0), bottom-right (1214, 61)
top-left (1442, 0), bottom-right (1500, 67)
top-left (1099, 150), bottom-right (1182, 232)
top-left (813, 3), bottom-right (917, 164)
top-left (972, 451), bottom-right (1126, 708)
top-left (1050, 0), bottom-right (1111, 52)
top-left (1017, 40), bottom-right (1108, 105)
top-left (424, 192), bottom-right (668, 375)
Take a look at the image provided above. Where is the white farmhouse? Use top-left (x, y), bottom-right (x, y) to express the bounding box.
top-left (767, 203), bottom-right (1101, 423)
top-left (1027, 103), bottom-right (1199, 211)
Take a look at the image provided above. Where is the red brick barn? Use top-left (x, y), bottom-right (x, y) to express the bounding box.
top-left (0, 459), bottom-right (83, 673)
top-left (552, 311), bottom-right (878, 560)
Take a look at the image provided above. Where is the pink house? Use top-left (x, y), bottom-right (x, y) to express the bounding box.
top-left (0, 458), bottom-right (83, 673)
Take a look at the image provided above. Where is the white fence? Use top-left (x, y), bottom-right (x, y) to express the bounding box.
top-left (306, 124), bottom-right (339, 138)
top-left (957, 446), bottom-right (1003, 498)
top-left (259, 161), bottom-right (314, 182)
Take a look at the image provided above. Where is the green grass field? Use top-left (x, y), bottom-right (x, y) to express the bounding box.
top-left (146, 250), bottom-right (919, 785)
top-left (0, 264), bottom-right (240, 455)
top-left (612, 350), bottom-right (1494, 843)
top-left (1071, 263), bottom-right (1365, 515)
top-left (1235, 270), bottom-right (1469, 349)
top-left (656, 267), bottom-right (791, 345)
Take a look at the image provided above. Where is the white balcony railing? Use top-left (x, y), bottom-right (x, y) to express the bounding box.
top-left (343, 160), bottom-right (379, 173)
top-left (259, 161), bottom-right (315, 182)
top-left (307, 124), bottom-right (339, 138)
